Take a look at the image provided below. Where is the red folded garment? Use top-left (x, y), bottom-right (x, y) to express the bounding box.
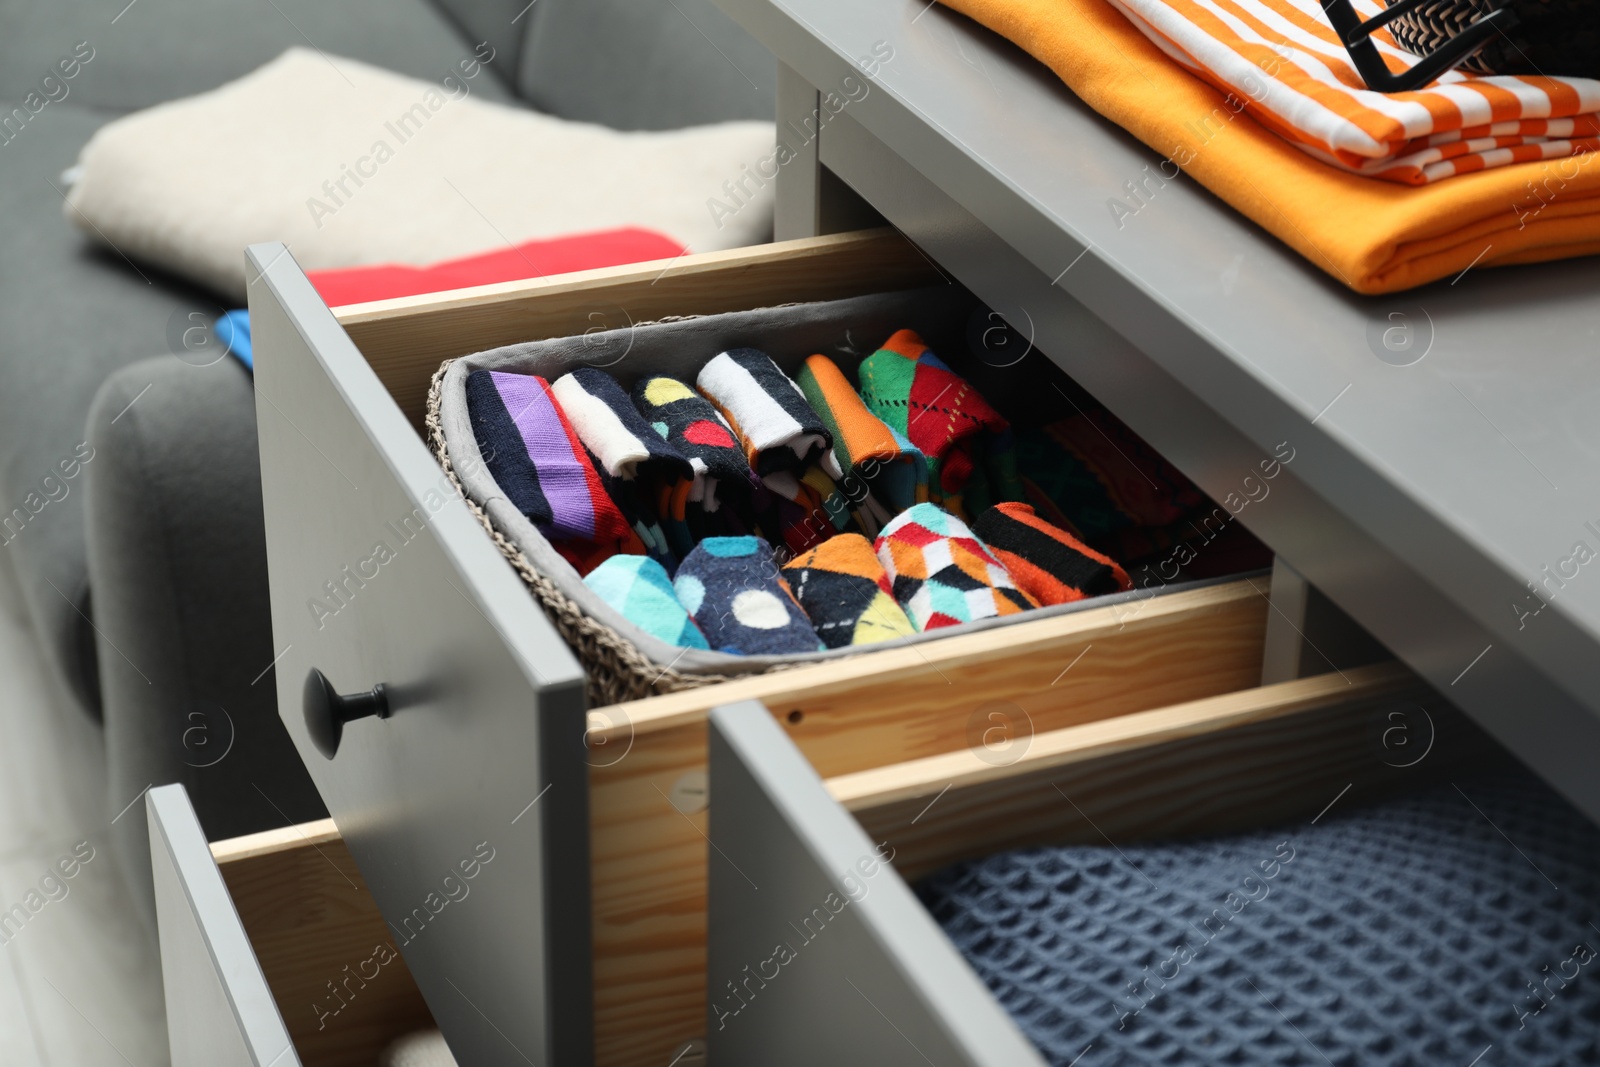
top-left (305, 227), bottom-right (686, 307)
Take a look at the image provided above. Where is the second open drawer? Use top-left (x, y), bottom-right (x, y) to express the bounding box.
top-left (703, 665), bottom-right (1492, 1065)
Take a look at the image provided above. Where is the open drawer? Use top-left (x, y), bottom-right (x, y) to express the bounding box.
top-left (248, 228), bottom-right (1351, 1065)
top-left (704, 667), bottom-right (1494, 1064)
top-left (147, 785), bottom-right (432, 1067)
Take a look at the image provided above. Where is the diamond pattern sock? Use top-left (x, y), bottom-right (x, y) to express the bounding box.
top-left (856, 329), bottom-right (1016, 519)
top-left (874, 503), bottom-right (1036, 630)
top-left (583, 555), bottom-right (709, 650)
top-left (783, 533), bottom-right (917, 649)
top-left (673, 536), bottom-right (824, 655)
top-left (971, 502), bottom-right (1132, 606)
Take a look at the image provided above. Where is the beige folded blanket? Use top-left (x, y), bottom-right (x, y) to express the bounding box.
top-left (64, 49), bottom-right (775, 301)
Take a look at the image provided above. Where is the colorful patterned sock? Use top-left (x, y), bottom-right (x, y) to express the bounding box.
top-left (857, 330), bottom-right (1016, 519)
top-left (631, 376), bottom-right (754, 513)
top-left (971, 502), bottom-right (1132, 606)
top-left (1015, 412), bottom-right (1212, 566)
top-left (697, 348), bottom-right (832, 477)
top-left (874, 503), bottom-right (1036, 630)
top-left (465, 370), bottom-right (639, 564)
top-left (796, 353), bottom-right (926, 516)
top-left (551, 368), bottom-right (693, 482)
top-left (752, 467), bottom-right (850, 559)
top-left (583, 555), bottom-right (709, 650)
top-left (783, 533), bottom-right (917, 649)
top-left (673, 536), bottom-right (824, 655)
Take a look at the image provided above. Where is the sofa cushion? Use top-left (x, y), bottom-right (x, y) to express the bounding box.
top-left (517, 0), bottom-right (776, 131)
top-left (65, 48), bottom-right (775, 302)
top-left (0, 0), bottom-right (514, 115)
top-left (0, 99), bottom-right (231, 717)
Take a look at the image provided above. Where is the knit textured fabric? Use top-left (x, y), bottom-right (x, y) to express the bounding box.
top-left (673, 536), bottom-right (824, 655)
top-left (551, 368), bottom-right (693, 482)
top-left (465, 370), bottom-right (638, 564)
top-left (697, 348), bottom-right (831, 476)
top-left (796, 353), bottom-right (926, 514)
top-left (582, 555), bottom-right (708, 650)
top-left (875, 503), bottom-right (1036, 629)
top-left (972, 502), bottom-right (1132, 606)
top-left (631, 375), bottom-right (754, 512)
top-left (919, 771), bottom-right (1600, 1067)
top-left (783, 533), bottom-right (917, 649)
top-left (857, 329), bottom-right (1018, 518)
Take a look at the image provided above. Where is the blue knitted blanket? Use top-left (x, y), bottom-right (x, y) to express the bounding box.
top-left (918, 771), bottom-right (1600, 1066)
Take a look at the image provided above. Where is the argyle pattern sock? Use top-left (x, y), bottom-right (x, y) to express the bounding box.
top-left (783, 533), bottom-right (917, 649)
top-left (697, 348), bottom-right (831, 476)
top-left (631, 375), bottom-right (755, 513)
top-left (857, 330), bottom-right (1015, 519)
top-left (796, 353), bottom-right (926, 516)
top-left (583, 555), bottom-right (709, 650)
top-left (465, 370), bottom-right (639, 560)
top-left (551, 368), bottom-right (693, 482)
top-left (971, 502), bottom-right (1132, 606)
top-left (874, 503), bottom-right (1036, 630)
top-left (674, 536), bottom-right (824, 655)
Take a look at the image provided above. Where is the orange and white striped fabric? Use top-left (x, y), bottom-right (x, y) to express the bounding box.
top-left (1108, 0), bottom-right (1600, 183)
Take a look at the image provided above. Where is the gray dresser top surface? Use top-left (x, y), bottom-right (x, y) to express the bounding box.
top-left (725, 0), bottom-right (1600, 712)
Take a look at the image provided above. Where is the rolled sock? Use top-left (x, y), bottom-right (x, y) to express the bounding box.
top-left (874, 503), bottom-right (1037, 630)
top-left (631, 375), bottom-right (753, 512)
top-left (465, 370), bottom-right (638, 555)
top-left (697, 348), bottom-right (831, 476)
top-left (584, 555), bottom-right (710, 650)
top-left (971, 502), bottom-right (1132, 606)
top-left (783, 533), bottom-right (917, 649)
top-left (551, 368), bottom-right (693, 481)
top-left (674, 536), bottom-right (824, 655)
top-left (754, 468), bottom-right (842, 558)
top-left (796, 353), bottom-right (921, 519)
top-left (857, 330), bottom-right (1014, 518)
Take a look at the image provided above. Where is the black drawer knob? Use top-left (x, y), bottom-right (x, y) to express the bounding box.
top-left (303, 668), bottom-right (390, 759)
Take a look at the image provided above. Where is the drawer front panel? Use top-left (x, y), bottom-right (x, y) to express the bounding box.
top-left (706, 702), bottom-right (1045, 1067)
top-left (148, 785), bottom-right (300, 1067)
top-left (248, 245), bottom-right (590, 1066)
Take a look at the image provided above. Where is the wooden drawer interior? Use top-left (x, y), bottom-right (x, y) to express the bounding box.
top-left (209, 822), bottom-right (433, 1067)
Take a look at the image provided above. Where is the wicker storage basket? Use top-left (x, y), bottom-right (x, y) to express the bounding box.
top-left (1388, 0), bottom-right (1598, 76)
top-left (425, 287), bottom-right (1228, 706)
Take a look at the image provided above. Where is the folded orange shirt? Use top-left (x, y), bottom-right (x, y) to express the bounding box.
top-left (942, 0), bottom-right (1600, 292)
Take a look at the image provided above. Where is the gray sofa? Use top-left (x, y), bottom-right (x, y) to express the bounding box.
top-left (0, 0), bottom-right (774, 921)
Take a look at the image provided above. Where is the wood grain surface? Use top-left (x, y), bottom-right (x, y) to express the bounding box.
top-left (212, 826), bottom-right (431, 1067)
top-left (337, 229), bottom-right (939, 428)
top-left (833, 662), bottom-right (1491, 882)
top-left (588, 577), bottom-right (1269, 1066)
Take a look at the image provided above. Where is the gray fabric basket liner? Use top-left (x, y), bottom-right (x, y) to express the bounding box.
top-left (438, 286), bottom-right (1237, 679)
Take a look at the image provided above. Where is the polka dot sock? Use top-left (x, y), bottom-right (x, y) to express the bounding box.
top-left (874, 503), bottom-right (1037, 630)
top-left (631, 375), bottom-right (755, 513)
top-left (673, 536), bottom-right (824, 655)
top-left (583, 555), bottom-right (709, 650)
top-left (971, 502), bottom-right (1132, 606)
top-left (783, 533), bottom-right (917, 649)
